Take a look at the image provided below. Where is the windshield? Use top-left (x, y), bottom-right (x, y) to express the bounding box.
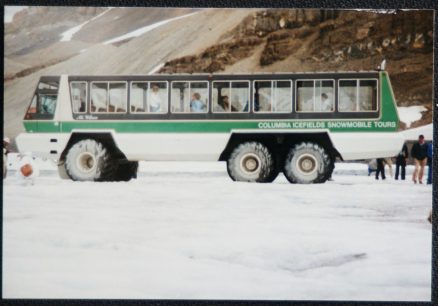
top-left (25, 77), bottom-right (60, 120)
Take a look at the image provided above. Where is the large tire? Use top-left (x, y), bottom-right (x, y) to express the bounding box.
top-left (57, 162), bottom-right (70, 180)
top-left (227, 142), bottom-right (274, 182)
top-left (320, 155), bottom-right (336, 182)
top-left (264, 162), bottom-right (279, 183)
top-left (283, 142), bottom-right (332, 184)
top-left (115, 160), bottom-right (139, 181)
top-left (65, 139), bottom-right (115, 181)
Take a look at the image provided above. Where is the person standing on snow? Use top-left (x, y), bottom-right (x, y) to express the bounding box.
top-left (375, 158), bottom-right (386, 180)
top-left (411, 134), bottom-right (428, 184)
top-left (3, 137), bottom-right (10, 179)
top-left (384, 157), bottom-right (393, 178)
top-left (368, 159), bottom-right (377, 176)
top-left (395, 143), bottom-right (409, 180)
top-left (427, 141), bottom-right (433, 185)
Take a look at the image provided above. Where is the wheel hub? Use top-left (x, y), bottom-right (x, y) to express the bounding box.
top-left (240, 153), bottom-right (261, 174)
top-left (296, 154), bottom-right (317, 175)
top-left (77, 152), bottom-right (96, 173)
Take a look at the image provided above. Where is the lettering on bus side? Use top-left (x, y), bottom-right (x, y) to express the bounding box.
top-left (257, 122), bottom-right (327, 129)
top-left (257, 121), bottom-right (397, 129)
top-left (77, 114), bottom-right (99, 120)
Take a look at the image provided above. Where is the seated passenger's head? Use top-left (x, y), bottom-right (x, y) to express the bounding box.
top-left (192, 92), bottom-right (201, 100)
top-left (321, 93), bottom-right (328, 100)
top-left (152, 85), bottom-right (159, 92)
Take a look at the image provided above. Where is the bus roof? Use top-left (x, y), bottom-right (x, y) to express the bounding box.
top-left (54, 71), bottom-right (381, 76)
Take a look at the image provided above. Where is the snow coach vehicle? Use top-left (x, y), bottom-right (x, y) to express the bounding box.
top-left (16, 71), bottom-right (404, 183)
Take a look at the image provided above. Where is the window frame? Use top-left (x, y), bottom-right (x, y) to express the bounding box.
top-left (211, 80), bottom-right (250, 114)
top-left (170, 80), bottom-right (210, 114)
top-left (337, 78), bottom-right (379, 113)
top-left (70, 81), bottom-right (88, 114)
top-left (129, 81), bottom-right (169, 114)
top-left (295, 79), bottom-right (335, 113)
top-left (90, 81), bottom-right (128, 114)
top-left (253, 79), bottom-right (293, 114)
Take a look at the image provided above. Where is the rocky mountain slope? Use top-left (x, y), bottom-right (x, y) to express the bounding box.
top-left (3, 8), bottom-right (433, 141)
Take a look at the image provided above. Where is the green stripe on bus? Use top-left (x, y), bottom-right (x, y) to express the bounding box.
top-left (24, 119), bottom-right (398, 133)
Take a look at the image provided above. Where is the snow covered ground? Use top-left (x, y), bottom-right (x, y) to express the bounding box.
top-left (2, 161), bottom-right (432, 300)
top-left (397, 106), bottom-right (428, 128)
top-left (60, 8), bottom-right (112, 42)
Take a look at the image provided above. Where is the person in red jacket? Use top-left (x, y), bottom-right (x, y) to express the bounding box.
top-left (411, 134), bottom-right (428, 184)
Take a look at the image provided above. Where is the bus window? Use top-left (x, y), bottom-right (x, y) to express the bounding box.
top-left (339, 79), bottom-right (377, 112)
top-left (359, 80), bottom-right (377, 111)
top-left (130, 82), bottom-right (168, 113)
top-left (109, 82), bottom-right (127, 113)
top-left (91, 82), bottom-right (108, 113)
top-left (254, 80), bottom-right (292, 113)
top-left (25, 78), bottom-right (59, 120)
top-left (39, 95), bottom-right (57, 114)
top-left (171, 81), bottom-right (208, 113)
top-left (297, 80), bottom-right (334, 112)
top-left (212, 81), bottom-right (249, 113)
top-left (27, 94), bottom-right (57, 115)
top-left (131, 82), bottom-right (148, 112)
top-left (38, 80), bottom-right (58, 90)
top-left (70, 82), bottom-right (87, 113)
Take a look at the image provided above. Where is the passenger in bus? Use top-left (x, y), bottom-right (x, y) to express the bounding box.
top-left (190, 92), bottom-right (205, 112)
top-left (79, 100), bottom-right (86, 112)
top-left (149, 84), bottom-right (162, 112)
top-left (39, 96), bottom-right (57, 114)
top-left (320, 93), bottom-right (333, 112)
top-left (216, 95), bottom-right (237, 112)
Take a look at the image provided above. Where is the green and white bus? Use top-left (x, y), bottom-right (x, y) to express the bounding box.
top-left (16, 71), bottom-right (404, 183)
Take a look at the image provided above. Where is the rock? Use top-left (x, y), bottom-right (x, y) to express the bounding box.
top-left (349, 45), bottom-right (364, 58)
top-left (413, 33), bottom-right (425, 48)
top-left (304, 10), bottom-right (320, 25)
top-left (279, 18), bottom-right (286, 28)
top-left (356, 27), bottom-right (370, 40)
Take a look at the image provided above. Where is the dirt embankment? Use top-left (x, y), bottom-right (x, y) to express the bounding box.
top-left (159, 9), bottom-right (433, 128)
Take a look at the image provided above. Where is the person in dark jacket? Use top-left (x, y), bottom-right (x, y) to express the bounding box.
top-left (411, 134), bottom-right (428, 184)
top-left (395, 143), bottom-right (408, 180)
top-left (427, 142), bottom-right (433, 185)
top-left (375, 158), bottom-right (386, 180)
